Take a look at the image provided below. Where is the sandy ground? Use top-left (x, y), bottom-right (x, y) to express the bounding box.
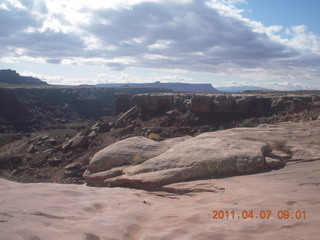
top-left (0, 159), bottom-right (319, 240)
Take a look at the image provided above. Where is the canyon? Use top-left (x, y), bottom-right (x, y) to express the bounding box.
top-left (0, 84), bottom-right (319, 239)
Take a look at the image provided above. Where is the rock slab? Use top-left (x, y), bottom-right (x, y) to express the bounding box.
top-left (84, 120), bottom-right (320, 189)
top-left (85, 133), bottom-right (270, 188)
top-left (1, 160), bottom-right (319, 240)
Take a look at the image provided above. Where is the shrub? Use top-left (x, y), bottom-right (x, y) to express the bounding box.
top-left (261, 144), bottom-right (272, 156)
top-left (258, 117), bottom-right (269, 124)
top-left (238, 119), bottom-right (257, 128)
top-left (273, 139), bottom-right (288, 151)
top-left (202, 159), bottom-right (222, 178)
top-left (148, 133), bottom-right (161, 141)
top-left (273, 139), bottom-right (287, 150)
top-left (218, 125), bottom-right (225, 131)
top-left (133, 155), bottom-right (144, 165)
top-left (272, 139), bottom-right (292, 155)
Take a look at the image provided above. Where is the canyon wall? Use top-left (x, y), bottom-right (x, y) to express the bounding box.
top-left (126, 92), bottom-right (319, 124)
top-left (1, 86), bottom-right (319, 132)
top-left (0, 87), bottom-right (170, 131)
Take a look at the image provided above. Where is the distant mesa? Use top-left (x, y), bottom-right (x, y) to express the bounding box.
top-left (217, 85), bottom-right (272, 93)
top-left (0, 69), bottom-right (48, 85)
top-left (0, 69), bottom-right (272, 93)
top-left (97, 82), bottom-right (218, 93)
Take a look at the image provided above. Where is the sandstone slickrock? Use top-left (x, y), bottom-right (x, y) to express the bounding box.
top-left (1, 159), bottom-right (319, 240)
top-left (92, 134), bottom-right (268, 188)
top-left (265, 157), bottom-right (286, 169)
top-left (84, 134), bottom-right (268, 188)
top-left (84, 120), bottom-right (320, 189)
top-left (84, 136), bottom-right (169, 186)
top-left (84, 166), bottom-right (127, 186)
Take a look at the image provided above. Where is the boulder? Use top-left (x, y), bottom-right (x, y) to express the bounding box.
top-left (61, 133), bottom-right (88, 152)
top-left (48, 157), bottom-right (63, 167)
top-left (83, 120), bottom-right (320, 189)
top-left (89, 122), bottom-right (112, 134)
top-left (86, 136), bottom-right (169, 174)
top-left (65, 162), bottom-right (82, 170)
top-left (27, 144), bottom-right (38, 154)
top-left (88, 131), bottom-right (97, 138)
top-left (46, 137), bottom-right (57, 146)
top-left (84, 132), bottom-right (272, 188)
top-left (104, 134), bottom-right (267, 188)
top-left (117, 106), bottom-right (139, 127)
top-left (0, 155), bottom-right (23, 169)
top-left (65, 162), bottom-right (83, 177)
top-left (98, 122), bottom-right (112, 133)
top-left (65, 169), bottom-right (81, 177)
top-left (41, 135), bottom-right (49, 141)
top-left (84, 166), bottom-right (126, 186)
top-left (70, 134), bottom-right (88, 149)
top-left (265, 158), bottom-right (286, 169)
top-left (117, 124), bottom-right (135, 138)
top-left (89, 122), bottom-right (100, 132)
top-left (61, 142), bottom-right (72, 152)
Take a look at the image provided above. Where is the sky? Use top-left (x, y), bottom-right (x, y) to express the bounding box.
top-left (0, 0), bottom-right (319, 90)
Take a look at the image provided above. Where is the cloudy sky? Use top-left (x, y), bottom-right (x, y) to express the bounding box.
top-left (0, 0), bottom-right (319, 90)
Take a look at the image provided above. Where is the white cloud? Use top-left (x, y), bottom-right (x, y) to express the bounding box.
top-left (20, 70), bottom-right (143, 85)
top-left (287, 25), bottom-right (320, 54)
top-left (0, 3), bottom-right (9, 10)
top-left (0, 0), bottom-right (320, 89)
top-left (6, 0), bottom-right (25, 9)
top-left (96, 72), bottom-right (140, 83)
top-left (149, 73), bottom-right (193, 83)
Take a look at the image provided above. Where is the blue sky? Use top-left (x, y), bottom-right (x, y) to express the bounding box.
top-left (0, 0), bottom-right (319, 90)
top-left (239, 0), bottom-right (320, 35)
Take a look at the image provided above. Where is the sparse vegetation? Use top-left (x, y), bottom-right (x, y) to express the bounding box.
top-left (202, 159), bottom-right (222, 178)
top-left (258, 117), bottom-right (269, 125)
top-left (148, 133), bottom-right (161, 141)
top-left (218, 125), bottom-right (225, 131)
top-left (273, 139), bottom-right (287, 150)
top-left (238, 119), bottom-right (257, 128)
top-left (133, 155), bottom-right (144, 165)
top-left (272, 139), bottom-right (292, 154)
top-left (262, 139), bottom-right (292, 156)
top-left (261, 144), bottom-right (272, 156)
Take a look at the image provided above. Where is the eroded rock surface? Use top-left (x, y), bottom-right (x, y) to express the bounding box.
top-left (103, 135), bottom-right (267, 189)
top-left (84, 136), bottom-right (169, 186)
top-left (1, 159), bottom-right (319, 240)
top-left (130, 92), bottom-right (320, 122)
top-left (84, 120), bottom-right (320, 189)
